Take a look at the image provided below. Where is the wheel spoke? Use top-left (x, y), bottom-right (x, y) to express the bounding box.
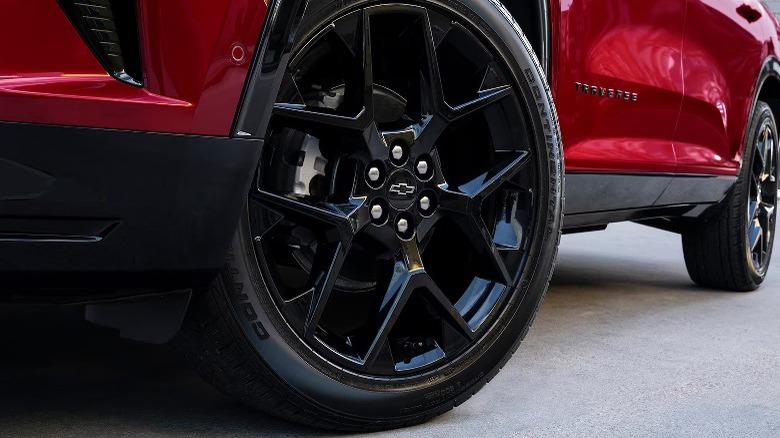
top-left (472, 217), bottom-right (513, 285)
top-left (760, 202), bottom-right (776, 236)
top-left (400, 238), bottom-right (425, 272)
top-left (362, 238), bottom-right (429, 366)
top-left (762, 126), bottom-right (770, 166)
top-left (452, 213), bottom-right (513, 285)
top-left (415, 210), bottom-right (440, 244)
top-left (749, 199), bottom-right (760, 222)
top-left (749, 217), bottom-right (763, 252)
top-left (361, 10), bottom-right (375, 116)
top-left (304, 241), bottom-right (350, 338)
top-left (751, 173), bottom-right (762, 195)
top-left (412, 114), bottom-right (449, 155)
top-left (492, 190), bottom-right (526, 250)
top-left (764, 127), bottom-right (776, 183)
top-left (763, 203), bottom-right (776, 224)
top-left (274, 10), bottom-right (374, 136)
top-left (421, 276), bottom-right (476, 341)
top-left (452, 277), bottom-right (507, 332)
top-left (251, 190), bottom-right (369, 244)
top-left (379, 116), bottom-right (447, 159)
top-left (362, 257), bottom-right (415, 367)
top-left (438, 188), bottom-right (471, 212)
top-left (454, 151), bottom-right (531, 203)
top-left (446, 86), bottom-right (513, 122)
top-left (362, 122), bottom-right (391, 162)
top-left (755, 126), bottom-right (770, 179)
top-left (437, 151), bottom-right (530, 214)
top-left (420, 9), bottom-right (446, 116)
top-left (273, 103), bottom-right (369, 132)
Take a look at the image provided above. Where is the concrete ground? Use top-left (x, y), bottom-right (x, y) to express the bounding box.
top-left (1, 222), bottom-right (779, 437)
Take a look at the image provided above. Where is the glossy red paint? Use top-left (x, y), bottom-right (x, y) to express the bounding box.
top-left (1, 0), bottom-right (778, 174)
top-left (0, 1), bottom-right (267, 136)
top-left (554, 0), bottom-right (686, 174)
top-left (551, 0), bottom-right (780, 176)
top-left (673, 0), bottom-right (777, 175)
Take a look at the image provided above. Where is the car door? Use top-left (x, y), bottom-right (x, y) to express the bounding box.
top-left (557, 0), bottom-right (686, 176)
top-left (674, 0), bottom-right (771, 175)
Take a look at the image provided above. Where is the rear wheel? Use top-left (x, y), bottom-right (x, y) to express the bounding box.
top-left (177, 0), bottom-right (563, 430)
top-left (682, 100), bottom-right (778, 291)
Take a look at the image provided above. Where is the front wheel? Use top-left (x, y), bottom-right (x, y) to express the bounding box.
top-left (176, 0), bottom-right (563, 430)
top-left (682, 100), bottom-right (778, 291)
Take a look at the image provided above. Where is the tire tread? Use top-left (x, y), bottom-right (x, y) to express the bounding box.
top-left (682, 101), bottom-right (773, 291)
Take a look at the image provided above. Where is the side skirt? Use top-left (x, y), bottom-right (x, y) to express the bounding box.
top-left (563, 173), bottom-right (736, 231)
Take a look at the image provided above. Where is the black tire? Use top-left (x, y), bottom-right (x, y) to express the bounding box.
top-left (682, 100), bottom-right (778, 291)
top-left (176, 0), bottom-right (563, 431)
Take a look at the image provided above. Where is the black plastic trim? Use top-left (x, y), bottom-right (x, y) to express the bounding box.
top-left (565, 173), bottom-right (672, 214)
top-left (233, 0), bottom-right (310, 138)
top-left (0, 218), bottom-right (119, 243)
top-left (539, 0), bottom-right (550, 75)
top-left (0, 121), bottom-right (262, 295)
top-left (85, 289), bottom-right (192, 344)
top-left (745, 56), bottom-right (780, 166)
top-left (57, 0), bottom-right (144, 87)
top-left (564, 204), bottom-right (709, 230)
top-left (501, 0), bottom-right (550, 76)
top-left (563, 172), bottom-right (737, 230)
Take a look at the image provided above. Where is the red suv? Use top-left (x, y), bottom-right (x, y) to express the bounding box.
top-left (1, 0), bottom-right (778, 430)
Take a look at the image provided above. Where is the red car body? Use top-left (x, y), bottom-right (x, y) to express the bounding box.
top-left (3, 1), bottom-right (776, 165)
top-left (556, 0), bottom-right (776, 176)
top-left (1, 0), bottom-right (779, 294)
top-left (0, 1), bottom-right (267, 135)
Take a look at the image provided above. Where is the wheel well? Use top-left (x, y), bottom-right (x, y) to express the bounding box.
top-left (500, 0), bottom-right (549, 74)
top-left (758, 75), bottom-right (780, 126)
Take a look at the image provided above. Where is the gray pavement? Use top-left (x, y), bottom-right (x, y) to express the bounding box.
top-left (1, 222), bottom-right (779, 437)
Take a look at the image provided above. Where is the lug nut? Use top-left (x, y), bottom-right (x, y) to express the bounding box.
top-left (415, 154), bottom-right (433, 180)
top-left (390, 143), bottom-right (409, 166)
top-left (397, 218), bottom-right (409, 234)
top-left (366, 162), bottom-right (385, 188)
top-left (392, 145), bottom-right (404, 161)
top-left (394, 213), bottom-right (415, 239)
top-left (371, 204), bottom-right (384, 220)
top-left (419, 196), bottom-right (431, 212)
top-left (369, 199), bottom-right (389, 226)
top-left (368, 167), bottom-right (381, 182)
top-left (416, 160), bottom-right (429, 177)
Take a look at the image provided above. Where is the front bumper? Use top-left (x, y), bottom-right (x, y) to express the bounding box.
top-left (0, 121), bottom-right (261, 297)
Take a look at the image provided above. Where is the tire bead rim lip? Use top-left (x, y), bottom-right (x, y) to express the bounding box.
top-left (747, 119), bottom-right (778, 275)
top-left (248, 3), bottom-right (540, 377)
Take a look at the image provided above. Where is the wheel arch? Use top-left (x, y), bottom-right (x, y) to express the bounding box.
top-left (756, 57), bottom-right (780, 130)
top-left (739, 56), bottom-right (780, 170)
top-left (233, 0), bottom-right (554, 138)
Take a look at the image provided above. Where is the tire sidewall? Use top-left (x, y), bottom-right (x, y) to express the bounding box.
top-left (220, 0), bottom-right (563, 421)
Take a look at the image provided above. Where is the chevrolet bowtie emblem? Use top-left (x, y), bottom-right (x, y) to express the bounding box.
top-left (389, 183), bottom-right (416, 196)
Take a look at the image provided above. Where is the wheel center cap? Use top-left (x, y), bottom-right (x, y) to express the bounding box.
top-left (386, 170), bottom-right (418, 209)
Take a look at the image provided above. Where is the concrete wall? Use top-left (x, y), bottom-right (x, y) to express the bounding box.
top-left (765, 0), bottom-right (780, 19)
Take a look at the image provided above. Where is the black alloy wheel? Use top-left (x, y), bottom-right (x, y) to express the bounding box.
top-left (254, 4), bottom-right (537, 375)
top-left (746, 118), bottom-right (777, 276)
top-left (683, 100), bottom-right (778, 290)
top-left (177, 0), bottom-right (563, 430)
